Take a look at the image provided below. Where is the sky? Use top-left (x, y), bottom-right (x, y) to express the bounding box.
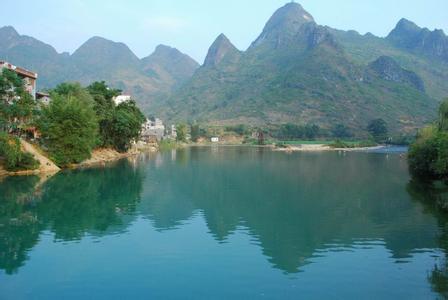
top-left (2, 0), bottom-right (447, 63)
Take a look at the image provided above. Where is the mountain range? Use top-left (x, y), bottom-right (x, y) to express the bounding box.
top-left (0, 26), bottom-right (198, 113)
top-left (1, 3), bottom-right (448, 134)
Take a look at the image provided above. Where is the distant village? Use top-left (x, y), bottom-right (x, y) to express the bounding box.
top-left (0, 60), bottom-right (180, 144)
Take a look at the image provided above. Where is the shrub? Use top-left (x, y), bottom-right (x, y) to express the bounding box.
top-left (408, 126), bottom-right (445, 179)
top-left (0, 132), bottom-right (39, 171)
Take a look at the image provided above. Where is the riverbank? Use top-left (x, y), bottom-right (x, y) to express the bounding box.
top-left (0, 140), bottom-right (158, 177)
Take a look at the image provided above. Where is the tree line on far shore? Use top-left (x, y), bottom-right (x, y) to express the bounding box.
top-left (0, 68), bottom-right (145, 170)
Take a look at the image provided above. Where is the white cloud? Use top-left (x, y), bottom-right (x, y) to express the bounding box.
top-left (141, 16), bottom-right (188, 33)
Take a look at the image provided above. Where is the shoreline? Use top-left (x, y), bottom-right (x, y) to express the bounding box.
top-left (272, 144), bottom-right (386, 152)
top-left (0, 143), bottom-right (158, 178)
top-left (0, 142), bottom-right (404, 178)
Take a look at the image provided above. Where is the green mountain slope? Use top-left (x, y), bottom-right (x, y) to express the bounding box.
top-left (158, 3), bottom-right (438, 134)
top-left (0, 27), bottom-right (199, 111)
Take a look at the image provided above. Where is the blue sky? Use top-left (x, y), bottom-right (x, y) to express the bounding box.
top-left (2, 0), bottom-right (447, 63)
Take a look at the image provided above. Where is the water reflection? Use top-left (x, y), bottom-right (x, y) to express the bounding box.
top-left (0, 160), bottom-right (145, 274)
top-left (407, 179), bottom-right (448, 299)
top-left (0, 147), bottom-right (447, 296)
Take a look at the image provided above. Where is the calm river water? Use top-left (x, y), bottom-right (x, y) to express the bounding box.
top-left (1, 146), bottom-right (448, 299)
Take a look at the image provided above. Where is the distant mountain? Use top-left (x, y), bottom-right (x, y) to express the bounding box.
top-left (387, 19), bottom-right (448, 62)
top-left (203, 34), bottom-right (241, 67)
top-left (0, 26), bottom-right (199, 112)
top-left (141, 45), bottom-right (199, 88)
top-left (1, 2), bottom-right (447, 135)
top-left (156, 3), bottom-right (439, 134)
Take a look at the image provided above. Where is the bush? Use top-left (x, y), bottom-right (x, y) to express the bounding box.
top-left (225, 124), bottom-right (249, 136)
top-left (408, 126), bottom-right (447, 179)
top-left (0, 132), bottom-right (39, 171)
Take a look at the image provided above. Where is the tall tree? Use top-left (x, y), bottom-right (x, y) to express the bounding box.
top-left (367, 119), bottom-right (388, 142)
top-left (110, 100), bottom-right (146, 152)
top-left (38, 93), bottom-right (98, 166)
top-left (439, 100), bottom-right (448, 131)
top-left (176, 124), bottom-right (187, 142)
top-left (190, 123), bottom-right (200, 142)
top-left (87, 81), bottom-right (121, 147)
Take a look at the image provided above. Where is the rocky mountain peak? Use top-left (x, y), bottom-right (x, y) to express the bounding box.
top-left (387, 19), bottom-right (448, 61)
top-left (0, 26), bottom-right (19, 39)
top-left (251, 2), bottom-right (315, 48)
top-left (203, 34), bottom-right (240, 67)
top-left (369, 56), bottom-right (425, 92)
top-left (72, 36), bottom-right (140, 68)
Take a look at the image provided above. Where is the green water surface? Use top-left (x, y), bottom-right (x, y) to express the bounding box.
top-left (0, 146), bottom-right (447, 299)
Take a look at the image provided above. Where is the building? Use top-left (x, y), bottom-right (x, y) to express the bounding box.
top-left (36, 92), bottom-right (51, 106)
top-left (113, 95), bottom-right (132, 106)
top-left (171, 125), bottom-right (177, 139)
top-left (0, 61), bottom-right (37, 99)
top-left (141, 118), bottom-right (165, 142)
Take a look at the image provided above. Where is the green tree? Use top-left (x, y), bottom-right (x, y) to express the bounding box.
top-left (367, 119), bottom-right (388, 142)
top-left (190, 123), bottom-right (200, 142)
top-left (331, 124), bottom-right (352, 138)
top-left (176, 124), bottom-right (187, 142)
top-left (87, 81), bottom-right (121, 147)
top-left (110, 101), bottom-right (145, 152)
top-left (0, 69), bottom-right (37, 133)
top-left (38, 93), bottom-right (98, 166)
top-left (409, 99), bottom-right (448, 180)
top-left (0, 132), bottom-right (39, 171)
top-left (439, 99), bottom-right (448, 131)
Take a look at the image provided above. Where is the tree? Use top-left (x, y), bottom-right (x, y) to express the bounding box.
top-left (109, 101), bottom-right (145, 152)
top-left (0, 132), bottom-right (39, 171)
top-left (87, 81), bottom-right (121, 147)
top-left (331, 124), bottom-right (352, 138)
top-left (439, 99), bottom-right (448, 131)
top-left (190, 123), bottom-right (200, 142)
top-left (409, 99), bottom-right (448, 180)
top-left (176, 124), bottom-right (187, 142)
top-left (367, 119), bottom-right (388, 142)
top-left (38, 93), bottom-right (98, 166)
top-left (0, 69), bottom-right (37, 133)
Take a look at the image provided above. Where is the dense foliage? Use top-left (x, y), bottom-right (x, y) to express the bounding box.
top-left (38, 90), bottom-right (98, 166)
top-left (87, 81), bottom-right (120, 147)
top-left (409, 99), bottom-right (448, 179)
top-left (0, 132), bottom-right (38, 171)
top-left (0, 70), bottom-right (39, 171)
top-left (190, 124), bottom-right (200, 142)
top-left (273, 123), bottom-right (321, 140)
top-left (224, 124), bottom-right (249, 136)
top-left (367, 119), bottom-right (389, 143)
top-left (0, 69), bottom-right (37, 134)
top-left (109, 101), bottom-right (146, 152)
top-left (176, 124), bottom-right (187, 142)
top-left (37, 82), bottom-right (146, 166)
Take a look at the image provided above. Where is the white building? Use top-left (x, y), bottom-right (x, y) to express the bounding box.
top-left (141, 118), bottom-right (165, 142)
top-left (171, 124), bottom-right (177, 139)
top-left (113, 95), bottom-right (132, 106)
top-left (36, 92), bottom-right (51, 106)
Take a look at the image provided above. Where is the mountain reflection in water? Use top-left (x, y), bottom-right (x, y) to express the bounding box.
top-left (1, 147), bottom-right (448, 298)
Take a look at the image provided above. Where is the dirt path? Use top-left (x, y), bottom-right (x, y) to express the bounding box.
top-left (20, 139), bottom-right (60, 173)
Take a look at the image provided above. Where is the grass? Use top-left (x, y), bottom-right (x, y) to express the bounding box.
top-left (158, 140), bottom-right (178, 151)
